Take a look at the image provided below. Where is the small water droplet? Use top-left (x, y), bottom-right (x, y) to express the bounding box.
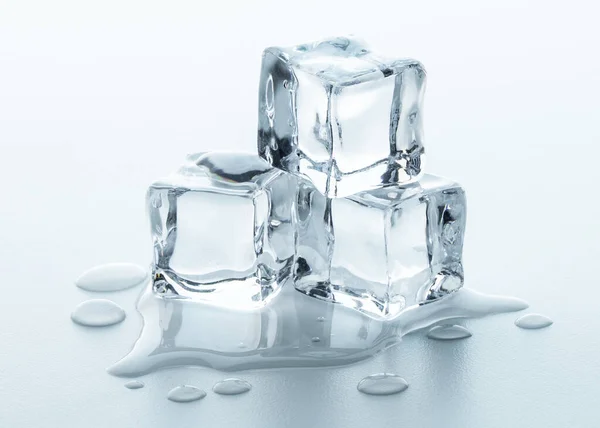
top-left (237, 342), bottom-right (247, 349)
top-left (270, 219), bottom-right (282, 227)
top-left (387, 191), bottom-right (398, 199)
top-left (76, 263), bottom-right (148, 292)
top-left (213, 379), bottom-right (252, 395)
top-left (515, 313), bottom-right (553, 329)
top-left (427, 324), bottom-right (472, 341)
top-left (311, 337), bottom-right (321, 342)
top-left (316, 316), bottom-right (326, 322)
top-left (167, 385), bottom-right (207, 403)
top-left (71, 299), bottom-right (126, 327)
top-left (357, 373), bottom-right (409, 396)
top-left (124, 380), bottom-right (144, 390)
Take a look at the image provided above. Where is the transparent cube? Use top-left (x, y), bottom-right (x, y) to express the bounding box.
top-left (147, 152), bottom-right (296, 308)
top-left (294, 174), bottom-right (466, 320)
top-left (258, 36), bottom-right (426, 198)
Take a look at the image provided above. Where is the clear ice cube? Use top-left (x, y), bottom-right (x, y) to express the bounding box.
top-left (147, 152), bottom-right (296, 308)
top-left (294, 174), bottom-right (466, 320)
top-left (258, 36), bottom-right (426, 198)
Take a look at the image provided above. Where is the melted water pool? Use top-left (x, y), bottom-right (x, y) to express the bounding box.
top-left (108, 281), bottom-right (527, 377)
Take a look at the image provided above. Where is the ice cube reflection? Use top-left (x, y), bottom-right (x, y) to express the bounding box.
top-left (108, 281), bottom-right (528, 376)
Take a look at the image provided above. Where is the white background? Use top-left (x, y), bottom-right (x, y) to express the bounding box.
top-left (1, 1), bottom-right (599, 427)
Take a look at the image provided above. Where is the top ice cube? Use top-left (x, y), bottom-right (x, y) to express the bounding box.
top-left (257, 36), bottom-right (426, 198)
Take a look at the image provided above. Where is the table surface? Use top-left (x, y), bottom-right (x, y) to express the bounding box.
top-left (1, 1), bottom-right (599, 427)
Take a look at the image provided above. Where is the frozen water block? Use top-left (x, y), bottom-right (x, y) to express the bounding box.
top-left (294, 174), bottom-right (466, 320)
top-left (258, 36), bottom-right (426, 198)
top-left (147, 152), bottom-right (296, 308)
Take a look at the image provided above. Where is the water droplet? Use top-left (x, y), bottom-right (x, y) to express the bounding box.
top-left (212, 379), bottom-right (252, 395)
top-left (426, 324), bottom-right (472, 341)
top-left (387, 191), bottom-right (398, 199)
top-left (357, 373), bottom-right (409, 396)
top-left (311, 337), bottom-right (321, 343)
top-left (76, 263), bottom-right (148, 292)
top-left (515, 313), bottom-right (553, 329)
top-left (167, 385), bottom-right (207, 403)
top-left (124, 380), bottom-right (144, 389)
top-left (316, 316), bottom-right (326, 322)
top-left (71, 299), bottom-right (126, 327)
top-left (270, 219), bottom-right (282, 227)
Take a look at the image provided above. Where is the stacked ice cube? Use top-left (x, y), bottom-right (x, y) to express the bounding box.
top-left (147, 36), bottom-right (466, 319)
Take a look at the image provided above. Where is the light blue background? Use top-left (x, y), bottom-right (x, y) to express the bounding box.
top-left (1, 0), bottom-right (599, 426)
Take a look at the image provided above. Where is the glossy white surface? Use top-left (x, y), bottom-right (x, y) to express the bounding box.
top-left (1, 0), bottom-right (599, 426)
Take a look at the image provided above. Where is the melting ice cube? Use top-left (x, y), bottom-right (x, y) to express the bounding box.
top-left (147, 152), bottom-right (296, 308)
top-left (294, 174), bottom-right (466, 320)
top-left (258, 36), bottom-right (426, 197)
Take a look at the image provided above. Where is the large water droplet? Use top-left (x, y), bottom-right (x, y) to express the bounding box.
top-left (76, 263), bottom-right (148, 292)
top-left (212, 379), bottom-right (252, 395)
top-left (71, 299), bottom-right (126, 327)
top-left (515, 313), bottom-right (553, 329)
top-left (167, 385), bottom-right (207, 403)
top-left (427, 324), bottom-right (472, 341)
top-left (124, 380), bottom-right (144, 390)
top-left (357, 373), bottom-right (409, 396)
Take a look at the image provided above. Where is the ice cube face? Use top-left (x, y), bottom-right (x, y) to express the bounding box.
top-left (258, 36), bottom-right (426, 198)
top-left (147, 152), bottom-right (296, 308)
top-left (294, 174), bottom-right (466, 320)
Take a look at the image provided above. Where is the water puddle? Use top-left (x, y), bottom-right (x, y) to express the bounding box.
top-left (108, 281), bottom-right (527, 376)
top-left (71, 299), bottom-right (126, 327)
top-left (76, 263), bottom-right (148, 292)
top-left (357, 373), bottom-right (408, 396)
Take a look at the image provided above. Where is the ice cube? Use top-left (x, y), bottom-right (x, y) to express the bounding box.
top-left (147, 152), bottom-right (296, 308)
top-left (258, 36), bottom-right (426, 198)
top-left (294, 174), bottom-right (466, 320)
